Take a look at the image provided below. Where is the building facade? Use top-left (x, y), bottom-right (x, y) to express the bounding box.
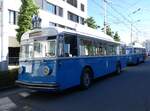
top-left (0, 0), bottom-right (88, 71)
top-left (143, 40), bottom-right (150, 53)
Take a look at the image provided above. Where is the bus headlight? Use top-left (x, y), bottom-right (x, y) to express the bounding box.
top-left (43, 66), bottom-right (52, 76)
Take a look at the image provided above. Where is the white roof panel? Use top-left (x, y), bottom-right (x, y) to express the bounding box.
top-left (21, 27), bottom-right (117, 44)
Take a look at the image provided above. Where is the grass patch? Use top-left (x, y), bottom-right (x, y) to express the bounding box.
top-left (0, 69), bottom-right (18, 88)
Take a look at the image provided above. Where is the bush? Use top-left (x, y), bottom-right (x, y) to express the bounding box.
top-left (0, 68), bottom-right (18, 88)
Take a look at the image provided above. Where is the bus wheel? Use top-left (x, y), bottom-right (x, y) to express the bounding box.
top-left (116, 63), bottom-right (121, 74)
top-left (80, 68), bottom-right (92, 89)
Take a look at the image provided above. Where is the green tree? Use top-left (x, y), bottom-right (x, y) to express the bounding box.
top-left (85, 17), bottom-right (100, 29)
top-left (113, 32), bottom-right (120, 41)
top-left (16, 0), bottom-right (39, 42)
top-left (106, 25), bottom-right (114, 37)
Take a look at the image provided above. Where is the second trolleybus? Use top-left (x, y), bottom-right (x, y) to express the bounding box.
top-left (126, 43), bottom-right (146, 65)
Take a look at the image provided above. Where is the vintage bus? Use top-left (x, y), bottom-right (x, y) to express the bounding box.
top-left (126, 43), bottom-right (146, 65)
top-left (16, 27), bottom-right (127, 91)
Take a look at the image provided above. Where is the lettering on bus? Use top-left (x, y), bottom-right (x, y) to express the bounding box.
top-left (29, 31), bottom-right (42, 38)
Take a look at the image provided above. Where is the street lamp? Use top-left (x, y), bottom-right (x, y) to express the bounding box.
top-left (129, 8), bottom-right (141, 46)
top-left (130, 20), bottom-right (140, 45)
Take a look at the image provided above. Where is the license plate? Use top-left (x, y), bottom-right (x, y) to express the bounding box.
top-left (24, 64), bottom-right (32, 73)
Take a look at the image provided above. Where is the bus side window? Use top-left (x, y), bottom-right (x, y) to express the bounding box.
top-left (64, 34), bottom-right (77, 57)
top-left (58, 36), bottom-right (64, 57)
top-left (79, 39), bottom-right (94, 56)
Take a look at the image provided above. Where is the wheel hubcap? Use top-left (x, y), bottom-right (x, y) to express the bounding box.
top-left (83, 74), bottom-right (90, 87)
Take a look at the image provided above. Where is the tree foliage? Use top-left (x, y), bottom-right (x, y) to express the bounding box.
top-left (16, 0), bottom-right (39, 42)
top-left (106, 25), bottom-right (114, 37)
top-left (85, 17), bottom-right (100, 29)
top-left (102, 25), bottom-right (120, 41)
top-left (113, 32), bottom-right (120, 42)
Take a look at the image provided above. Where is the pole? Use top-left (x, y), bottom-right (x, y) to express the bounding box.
top-left (104, 0), bottom-right (107, 34)
top-left (131, 23), bottom-right (133, 45)
top-left (130, 20), bottom-right (140, 46)
top-left (0, 1), bottom-right (3, 62)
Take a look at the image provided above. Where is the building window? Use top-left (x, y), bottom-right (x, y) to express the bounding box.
top-left (46, 2), bottom-right (63, 17)
top-left (80, 17), bottom-right (85, 25)
top-left (68, 12), bottom-right (79, 23)
top-left (81, 3), bottom-right (84, 12)
top-left (46, 2), bottom-right (56, 14)
top-left (67, 0), bottom-right (77, 8)
top-left (8, 10), bottom-right (18, 25)
top-left (58, 7), bottom-right (63, 17)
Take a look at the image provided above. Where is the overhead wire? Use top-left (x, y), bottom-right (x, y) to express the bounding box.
top-left (92, 0), bottom-right (131, 29)
top-left (103, 0), bottom-right (140, 32)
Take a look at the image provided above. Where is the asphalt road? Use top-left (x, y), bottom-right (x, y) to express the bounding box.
top-left (0, 58), bottom-right (150, 111)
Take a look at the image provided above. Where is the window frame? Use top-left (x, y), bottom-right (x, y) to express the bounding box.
top-left (68, 11), bottom-right (79, 23)
top-left (8, 9), bottom-right (18, 25)
top-left (58, 33), bottom-right (78, 57)
top-left (46, 2), bottom-right (57, 15)
top-left (81, 3), bottom-right (85, 12)
top-left (67, 0), bottom-right (78, 8)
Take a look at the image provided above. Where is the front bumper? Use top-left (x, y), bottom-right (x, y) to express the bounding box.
top-left (16, 80), bottom-right (59, 90)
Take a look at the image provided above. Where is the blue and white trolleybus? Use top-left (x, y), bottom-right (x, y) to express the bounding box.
top-left (16, 27), bottom-right (127, 91)
top-left (126, 43), bottom-right (146, 65)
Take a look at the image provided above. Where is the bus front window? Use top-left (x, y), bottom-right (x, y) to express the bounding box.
top-left (34, 40), bottom-right (56, 58)
top-left (20, 44), bottom-right (33, 60)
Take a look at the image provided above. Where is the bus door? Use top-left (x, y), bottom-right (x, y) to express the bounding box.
top-left (57, 33), bottom-right (80, 89)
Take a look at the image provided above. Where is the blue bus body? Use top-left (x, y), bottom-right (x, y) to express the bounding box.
top-left (16, 27), bottom-right (127, 91)
top-left (126, 47), bottom-right (146, 65)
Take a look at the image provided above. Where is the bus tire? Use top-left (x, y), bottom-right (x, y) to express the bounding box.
top-left (116, 63), bottom-right (121, 74)
top-left (80, 68), bottom-right (92, 89)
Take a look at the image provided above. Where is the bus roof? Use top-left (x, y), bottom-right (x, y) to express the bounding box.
top-left (133, 43), bottom-right (145, 49)
top-left (21, 27), bottom-right (119, 44)
top-left (127, 42), bottom-right (145, 49)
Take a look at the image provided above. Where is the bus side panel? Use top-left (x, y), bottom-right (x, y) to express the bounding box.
top-left (93, 56), bottom-right (117, 78)
top-left (56, 57), bottom-right (110, 90)
top-left (81, 57), bottom-right (108, 78)
top-left (108, 56), bottom-right (118, 73)
top-left (128, 54), bottom-right (143, 65)
top-left (127, 53), bottom-right (145, 65)
top-left (56, 56), bottom-right (121, 90)
top-left (127, 54), bottom-right (136, 65)
top-left (119, 55), bottom-right (128, 69)
top-left (56, 59), bottom-right (82, 90)
top-left (139, 54), bottom-right (145, 62)
top-left (56, 57), bottom-right (106, 90)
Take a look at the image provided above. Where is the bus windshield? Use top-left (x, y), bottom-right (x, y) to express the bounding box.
top-left (34, 40), bottom-right (56, 58)
top-left (20, 38), bottom-right (56, 60)
top-left (20, 43), bottom-right (33, 60)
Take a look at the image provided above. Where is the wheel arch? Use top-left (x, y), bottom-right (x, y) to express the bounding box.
top-left (116, 60), bottom-right (121, 69)
top-left (81, 65), bottom-right (94, 79)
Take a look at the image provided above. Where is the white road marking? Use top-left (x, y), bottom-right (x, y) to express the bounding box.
top-left (0, 97), bottom-right (16, 111)
top-left (19, 92), bottom-right (30, 98)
